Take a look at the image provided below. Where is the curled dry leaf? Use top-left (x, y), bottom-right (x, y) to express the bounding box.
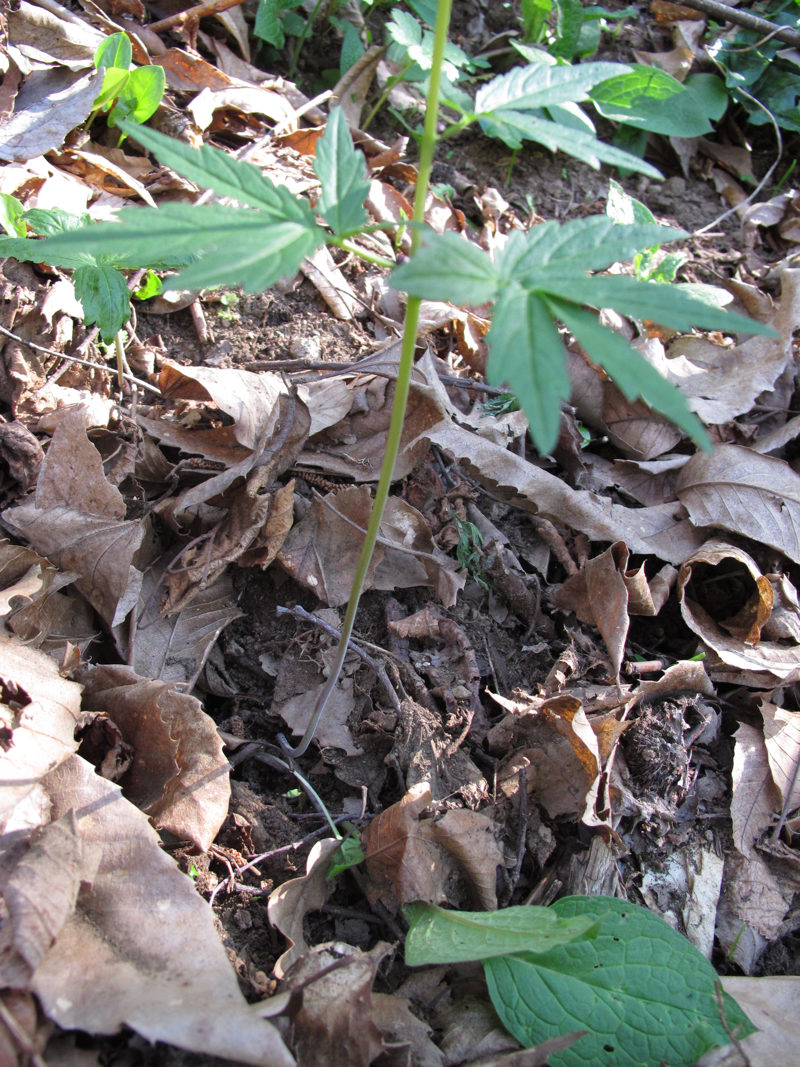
top-left (760, 700), bottom-right (800, 818)
top-left (76, 664), bottom-right (230, 852)
top-left (678, 540), bottom-right (800, 684)
top-left (0, 754), bottom-right (293, 1067)
top-left (267, 838), bottom-right (340, 980)
top-left (2, 407), bottom-right (145, 628)
top-left (676, 444), bottom-right (800, 565)
top-left (361, 782), bottom-right (501, 914)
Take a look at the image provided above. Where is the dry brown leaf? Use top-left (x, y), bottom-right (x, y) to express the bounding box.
top-left (267, 838), bottom-right (340, 979)
top-left (676, 444), bottom-right (800, 565)
top-left (0, 989), bottom-right (49, 1067)
top-left (759, 701), bottom-right (800, 820)
top-left (361, 782), bottom-right (500, 913)
top-left (705, 977), bottom-right (800, 1066)
top-left (187, 86), bottom-right (294, 131)
top-left (2, 407), bottom-right (145, 627)
top-left (678, 541), bottom-right (800, 684)
top-left (0, 753), bottom-right (293, 1066)
top-left (300, 244), bottom-right (360, 320)
top-left (282, 942), bottom-right (394, 1067)
top-left (76, 664), bottom-right (230, 851)
top-left (0, 631), bottom-right (82, 824)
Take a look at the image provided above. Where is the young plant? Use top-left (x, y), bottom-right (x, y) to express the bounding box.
top-left (405, 899), bottom-right (755, 1065)
top-left (90, 32), bottom-right (166, 133)
top-left (606, 179), bottom-right (687, 283)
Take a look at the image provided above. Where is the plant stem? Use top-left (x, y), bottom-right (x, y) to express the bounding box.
top-left (289, 0), bottom-right (327, 81)
top-left (279, 0), bottom-right (454, 759)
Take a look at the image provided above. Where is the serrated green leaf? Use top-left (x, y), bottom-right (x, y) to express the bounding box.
top-left (547, 296), bottom-right (710, 446)
top-left (497, 217), bottom-right (686, 280)
top-left (116, 119), bottom-right (318, 227)
top-left (0, 234), bottom-right (98, 271)
top-left (0, 193), bottom-right (26, 237)
top-left (540, 273), bottom-right (775, 335)
top-left (405, 902), bottom-right (599, 966)
top-left (475, 61), bottom-right (630, 117)
top-left (314, 107), bottom-right (369, 236)
top-left (484, 896), bottom-right (756, 1067)
top-left (590, 65), bottom-right (716, 136)
top-left (486, 285), bottom-right (571, 454)
top-left (254, 0), bottom-right (285, 48)
top-left (73, 264), bottom-right (131, 340)
top-left (478, 109), bottom-right (662, 176)
top-left (95, 32), bottom-right (132, 72)
top-left (390, 232), bottom-right (499, 305)
top-left (94, 66), bottom-right (130, 112)
top-left (23, 208), bottom-right (87, 236)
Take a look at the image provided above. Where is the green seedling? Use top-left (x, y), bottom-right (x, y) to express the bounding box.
top-left (479, 392), bottom-right (521, 417)
top-left (327, 833), bottom-right (365, 880)
top-left (606, 179), bottom-right (687, 283)
top-left (452, 515), bottom-right (487, 590)
top-left (90, 32), bottom-right (166, 133)
top-left (405, 899), bottom-right (755, 1066)
top-left (520, 0), bottom-right (636, 61)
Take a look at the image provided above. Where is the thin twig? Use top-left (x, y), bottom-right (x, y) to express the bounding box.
top-left (0, 324), bottom-right (161, 395)
top-left (675, 0), bottom-right (800, 47)
top-left (148, 0), bottom-right (247, 33)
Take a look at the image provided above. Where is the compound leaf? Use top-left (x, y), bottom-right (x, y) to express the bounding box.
top-left (486, 284), bottom-right (570, 454)
top-left (115, 119), bottom-right (318, 226)
top-left (314, 107), bottom-right (369, 236)
top-left (391, 232), bottom-right (499, 305)
top-left (73, 264), bottom-right (131, 340)
top-left (590, 65), bottom-right (720, 137)
top-left (484, 896), bottom-right (756, 1067)
top-left (405, 902), bottom-right (599, 967)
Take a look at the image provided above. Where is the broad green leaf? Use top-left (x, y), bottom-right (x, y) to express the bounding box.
top-left (73, 264), bottom-right (131, 340)
top-left (23, 208), bottom-right (87, 236)
top-left (474, 61), bottom-right (629, 120)
top-left (327, 836), bottom-right (365, 880)
top-left (539, 272), bottom-right (775, 336)
top-left (391, 232), bottom-right (499, 305)
top-left (0, 194), bottom-right (26, 237)
top-left (486, 285), bottom-right (571, 454)
top-left (405, 902), bottom-right (599, 966)
top-left (520, 0), bottom-right (552, 42)
top-left (551, 0), bottom-right (584, 60)
top-left (314, 107), bottom-right (369, 236)
top-left (93, 66), bottom-right (130, 112)
top-left (590, 65), bottom-right (717, 136)
top-left (254, 0), bottom-right (285, 48)
top-left (496, 217), bottom-right (686, 280)
top-left (115, 119), bottom-right (318, 226)
top-left (684, 73), bottom-right (728, 123)
top-left (484, 896), bottom-right (756, 1067)
top-left (94, 32), bottom-right (132, 72)
top-left (134, 269), bottom-right (162, 300)
top-left (109, 64), bottom-right (166, 126)
top-left (547, 296), bottom-right (709, 446)
top-left (477, 109), bottom-right (662, 176)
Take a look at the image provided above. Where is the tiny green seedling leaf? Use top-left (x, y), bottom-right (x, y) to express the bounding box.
top-left (326, 835), bottom-right (365, 880)
top-left (73, 264), bottom-right (132, 341)
top-left (484, 896), bottom-right (756, 1067)
top-left (108, 65), bottom-right (166, 127)
top-left (94, 31), bottom-right (132, 72)
top-left (404, 902), bottom-right (601, 966)
top-left (0, 194), bottom-right (26, 237)
top-left (314, 107), bottom-right (370, 236)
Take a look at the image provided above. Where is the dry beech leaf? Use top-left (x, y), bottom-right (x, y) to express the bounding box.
top-left (676, 444), bottom-right (800, 565)
top-left (709, 977), bottom-right (800, 1067)
top-left (361, 782), bottom-right (501, 914)
top-left (267, 838), bottom-right (340, 980)
top-left (678, 541), bottom-right (800, 684)
top-left (282, 942), bottom-right (394, 1067)
top-left (76, 664), bottom-right (229, 852)
top-left (759, 701), bottom-right (800, 818)
top-left (2, 407), bottom-right (145, 627)
top-left (1, 754), bottom-right (293, 1067)
top-left (0, 632), bottom-right (82, 824)
top-left (730, 723), bottom-right (781, 858)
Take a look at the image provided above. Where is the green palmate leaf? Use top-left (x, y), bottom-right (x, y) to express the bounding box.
top-left (484, 896), bottom-right (756, 1067)
top-left (548, 296), bottom-right (709, 445)
top-left (497, 217), bottom-right (686, 279)
top-left (95, 32), bottom-right (132, 72)
top-left (404, 902), bottom-right (600, 966)
top-left (314, 107), bottom-right (369, 236)
top-left (115, 119), bottom-right (317, 226)
top-left (73, 264), bottom-right (131, 340)
top-left (390, 232), bottom-right (499, 305)
top-left (486, 285), bottom-right (570, 454)
top-left (590, 66), bottom-right (722, 137)
top-left (0, 233), bottom-right (97, 271)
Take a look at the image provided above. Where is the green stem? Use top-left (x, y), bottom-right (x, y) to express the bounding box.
top-left (280, 0), bottom-right (454, 759)
top-left (289, 0), bottom-right (327, 81)
top-left (362, 61), bottom-right (415, 132)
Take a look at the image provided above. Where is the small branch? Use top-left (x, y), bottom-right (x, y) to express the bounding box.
top-left (148, 0), bottom-right (246, 33)
top-left (675, 0), bottom-right (800, 47)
